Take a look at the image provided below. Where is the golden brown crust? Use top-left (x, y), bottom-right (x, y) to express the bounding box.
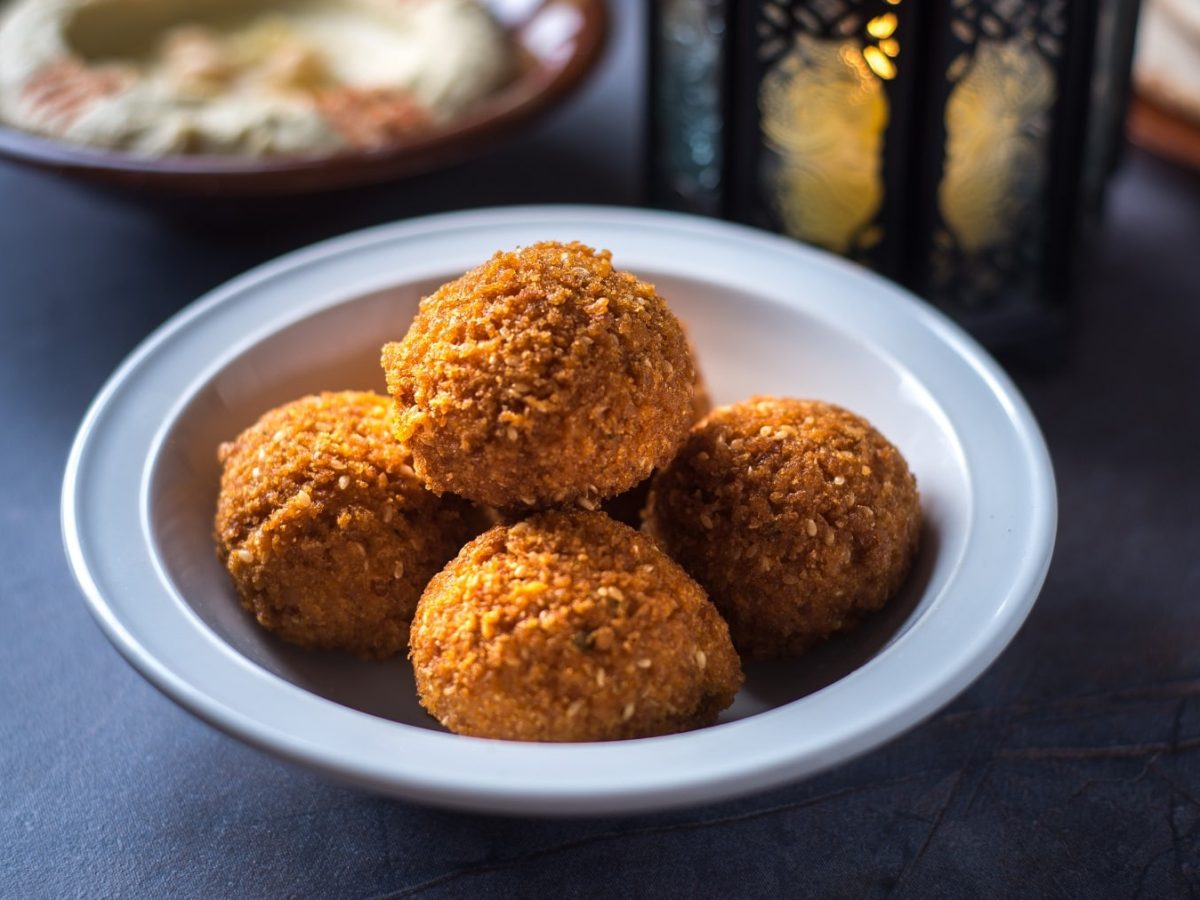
top-left (213, 391), bottom-right (480, 660)
top-left (644, 397), bottom-right (921, 659)
top-left (602, 334), bottom-right (712, 528)
top-left (689, 345), bottom-right (713, 423)
top-left (381, 241), bottom-right (697, 509)
top-left (409, 509), bottom-right (743, 741)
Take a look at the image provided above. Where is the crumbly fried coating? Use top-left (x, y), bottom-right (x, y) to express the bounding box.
top-left (381, 241), bottom-right (697, 509)
top-left (687, 344), bottom-right (713, 423)
top-left (214, 391), bottom-right (480, 660)
top-left (409, 509), bottom-right (743, 741)
top-left (644, 397), bottom-right (921, 659)
top-left (601, 334), bottom-right (712, 527)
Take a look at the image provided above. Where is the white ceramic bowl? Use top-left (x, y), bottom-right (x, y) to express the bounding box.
top-left (62, 206), bottom-right (1056, 816)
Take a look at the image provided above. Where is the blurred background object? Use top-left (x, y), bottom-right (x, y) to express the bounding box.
top-left (0, 0), bottom-right (606, 195)
top-left (1129, 0), bottom-right (1200, 171)
top-left (649, 0), bottom-right (1144, 356)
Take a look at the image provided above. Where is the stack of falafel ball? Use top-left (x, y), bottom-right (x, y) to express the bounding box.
top-left (214, 241), bottom-right (922, 743)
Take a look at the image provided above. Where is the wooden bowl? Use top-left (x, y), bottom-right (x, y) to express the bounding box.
top-left (0, 0), bottom-right (607, 196)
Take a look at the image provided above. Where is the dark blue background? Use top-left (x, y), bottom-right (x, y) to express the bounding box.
top-left (3, 2), bottom-right (1199, 895)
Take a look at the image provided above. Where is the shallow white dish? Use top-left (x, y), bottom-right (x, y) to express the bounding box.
top-left (62, 206), bottom-right (1055, 816)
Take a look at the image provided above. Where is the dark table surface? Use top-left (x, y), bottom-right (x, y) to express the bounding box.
top-left (4, 3), bottom-right (1200, 896)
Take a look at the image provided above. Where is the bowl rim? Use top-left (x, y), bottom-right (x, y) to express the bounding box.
top-left (61, 205), bottom-right (1057, 815)
top-left (0, 0), bottom-right (608, 194)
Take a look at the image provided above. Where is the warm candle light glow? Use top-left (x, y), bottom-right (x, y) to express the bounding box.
top-left (866, 13), bottom-right (898, 40)
top-left (862, 45), bottom-right (896, 80)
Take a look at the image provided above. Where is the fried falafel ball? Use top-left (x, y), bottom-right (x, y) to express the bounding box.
top-left (381, 241), bottom-right (698, 510)
top-left (214, 391), bottom-right (481, 660)
top-left (409, 509), bottom-right (743, 741)
top-left (644, 397), bottom-right (921, 659)
top-left (603, 350), bottom-right (712, 528)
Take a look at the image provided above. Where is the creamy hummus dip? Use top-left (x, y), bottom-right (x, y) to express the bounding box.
top-left (0, 0), bottom-right (513, 156)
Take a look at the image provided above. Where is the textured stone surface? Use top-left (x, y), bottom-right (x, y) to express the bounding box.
top-left (2, 1), bottom-right (1199, 893)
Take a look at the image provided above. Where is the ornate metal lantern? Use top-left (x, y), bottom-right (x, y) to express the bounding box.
top-left (649, 0), bottom-right (1141, 351)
